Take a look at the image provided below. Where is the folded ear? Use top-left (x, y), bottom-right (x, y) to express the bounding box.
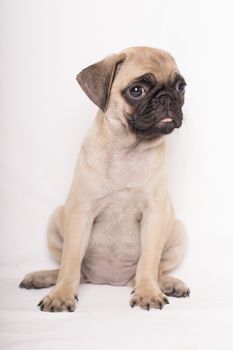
top-left (76, 53), bottom-right (126, 112)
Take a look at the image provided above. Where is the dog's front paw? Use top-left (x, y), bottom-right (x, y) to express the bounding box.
top-left (38, 290), bottom-right (78, 312)
top-left (130, 285), bottom-right (169, 311)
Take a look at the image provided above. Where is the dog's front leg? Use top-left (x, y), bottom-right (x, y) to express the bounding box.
top-left (38, 205), bottom-right (93, 312)
top-left (130, 203), bottom-right (170, 310)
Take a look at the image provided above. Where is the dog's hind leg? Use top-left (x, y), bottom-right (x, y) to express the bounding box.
top-left (19, 269), bottom-right (59, 289)
top-left (158, 220), bottom-right (190, 298)
top-left (47, 205), bottom-right (65, 262)
top-left (19, 206), bottom-right (64, 289)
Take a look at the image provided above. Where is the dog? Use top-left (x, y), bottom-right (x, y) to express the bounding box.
top-left (20, 46), bottom-right (190, 312)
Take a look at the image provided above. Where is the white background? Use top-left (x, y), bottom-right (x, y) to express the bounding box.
top-left (1, 1), bottom-right (233, 349)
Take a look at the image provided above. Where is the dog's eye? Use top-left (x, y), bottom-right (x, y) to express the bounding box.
top-left (175, 81), bottom-right (186, 94)
top-left (129, 85), bottom-right (146, 98)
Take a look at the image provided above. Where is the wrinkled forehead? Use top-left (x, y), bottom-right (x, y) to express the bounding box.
top-left (113, 48), bottom-right (179, 88)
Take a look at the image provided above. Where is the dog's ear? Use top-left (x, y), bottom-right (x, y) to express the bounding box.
top-left (76, 53), bottom-right (126, 112)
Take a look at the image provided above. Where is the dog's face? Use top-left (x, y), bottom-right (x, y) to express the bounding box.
top-left (77, 47), bottom-right (186, 140)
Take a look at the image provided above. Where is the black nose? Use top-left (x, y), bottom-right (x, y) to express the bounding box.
top-left (159, 94), bottom-right (172, 107)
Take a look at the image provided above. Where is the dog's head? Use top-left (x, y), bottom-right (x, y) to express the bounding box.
top-left (77, 47), bottom-right (186, 140)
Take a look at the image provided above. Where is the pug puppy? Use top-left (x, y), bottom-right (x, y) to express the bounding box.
top-left (20, 47), bottom-right (190, 312)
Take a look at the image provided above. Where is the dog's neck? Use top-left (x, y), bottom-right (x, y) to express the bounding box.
top-left (90, 110), bottom-right (165, 153)
top-left (79, 110), bottom-right (167, 191)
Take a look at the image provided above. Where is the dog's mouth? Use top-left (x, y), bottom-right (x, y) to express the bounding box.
top-left (156, 115), bottom-right (175, 127)
top-left (128, 109), bottom-right (182, 139)
top-left (160, 117), bottom-right (173, 123)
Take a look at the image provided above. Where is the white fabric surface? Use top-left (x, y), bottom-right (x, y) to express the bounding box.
top-left (1, 241), bottom-right (233, 350)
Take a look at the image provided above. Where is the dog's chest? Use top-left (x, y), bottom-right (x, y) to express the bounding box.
top-left (82, 190), bottom-right (143, 286)
top-left (105, 148), bottom-right (155, 189)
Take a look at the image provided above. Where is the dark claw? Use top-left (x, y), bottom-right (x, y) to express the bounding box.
top-left (146, 303), bottom-right (150, 311)
top-left (163, 298), bottom-right (169, 304)
top-left (158, 302), bottom-right (163, 310)
top-left (40, 304), bottom-right (44, 311)
top-left (131, 290), bottom-right (134, 295)
top-left (37, 300), bottom-right (43, 307)
top-left (186, 289), bottom-right (190, 297)
top-left (50, 306), bottom-right (54, 312)
top-left (74, 295), bottom-right (79, 302)
top-left (67, 306), bottom-right (74, 312)
top-left (131, 301), bottom-right (136, 308)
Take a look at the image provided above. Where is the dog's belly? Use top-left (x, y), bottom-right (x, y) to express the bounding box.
top-left (81, 192), bottom-right (141, 286)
